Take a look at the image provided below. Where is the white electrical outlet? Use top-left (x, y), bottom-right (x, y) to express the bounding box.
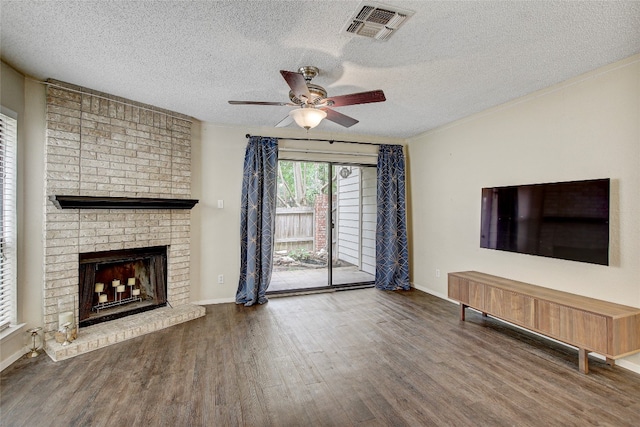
top-left (218, 274), bottom-right (224, 284)
top-left (436, 269), bottom-right (441, 278)
top-left (217, 200), bottom-right (224, 209)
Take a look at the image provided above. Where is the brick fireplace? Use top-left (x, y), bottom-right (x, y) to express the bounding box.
top-left (43, 81), bottom-right (204, 361)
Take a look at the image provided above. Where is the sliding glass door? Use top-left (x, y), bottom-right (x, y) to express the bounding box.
top-left (269, 160), bottom-right (375, 293)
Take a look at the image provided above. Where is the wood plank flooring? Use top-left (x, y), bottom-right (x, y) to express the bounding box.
top-left (2, 288), bottom-right (640, 426)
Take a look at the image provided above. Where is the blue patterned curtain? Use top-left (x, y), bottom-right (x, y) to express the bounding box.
top-left (236, 136), bottom-right (279, 306)
top-left (376, 144), bottom-right (410, 290)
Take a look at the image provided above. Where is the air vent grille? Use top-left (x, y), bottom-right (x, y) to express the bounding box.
top-left (342, 2), bottom-right (414, 41)
top-left (355, 5), bottom-right (375, 21)
top-left (367, 8), bottom-right (395, 25)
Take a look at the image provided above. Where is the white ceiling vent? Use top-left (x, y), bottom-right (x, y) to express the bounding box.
top-left (342, 2), bottom-right (414, 41)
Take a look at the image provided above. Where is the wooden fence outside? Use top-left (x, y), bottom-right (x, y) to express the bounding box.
top-left (275, 207), bottom-right (314, 252)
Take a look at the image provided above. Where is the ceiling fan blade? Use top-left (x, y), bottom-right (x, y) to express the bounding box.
top-left (321, 108), bottom-right (359, 128)
top-left (325, 90), bottom-right (386, 107)
top-left (275, 115), bottom-right (294, 128)
top-left (280, 70), bottom-right (311, 101)
top-left (228, 100), bottom-right (295, 106)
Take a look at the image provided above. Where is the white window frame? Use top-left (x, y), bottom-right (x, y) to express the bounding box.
top-left (0, 108), bottom-right (18, 331)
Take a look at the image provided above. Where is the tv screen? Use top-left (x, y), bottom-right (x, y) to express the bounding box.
top-left (480, 179), bottom-right (610, 265)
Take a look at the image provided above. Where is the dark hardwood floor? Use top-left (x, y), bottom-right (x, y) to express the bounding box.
top-left (2, 288), bottom-right (640, 426)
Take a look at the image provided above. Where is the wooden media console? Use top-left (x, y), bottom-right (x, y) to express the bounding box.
top-left (448, 271), bottom-right (640, 374)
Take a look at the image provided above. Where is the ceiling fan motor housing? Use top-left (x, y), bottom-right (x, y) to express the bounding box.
top-left (298, 66), bottom-right (319, 81)
top-left (289, 84), bottom-right (328, 105)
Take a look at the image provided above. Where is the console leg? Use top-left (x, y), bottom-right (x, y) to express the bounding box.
top-left (460, 304), bottom-right (466, 321)
top-left (578, 348), bottom-right (589, 374)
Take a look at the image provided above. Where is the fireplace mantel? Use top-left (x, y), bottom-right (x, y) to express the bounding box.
top-left (49, 195), bottom-right (199, 210)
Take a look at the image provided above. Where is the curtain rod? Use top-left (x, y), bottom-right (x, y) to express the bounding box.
top-left (279, 147), bottom-right (377, 157)
top-left (245, 134), bottom-right (385, 147)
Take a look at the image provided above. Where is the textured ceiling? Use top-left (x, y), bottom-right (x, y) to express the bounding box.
top-left (2, 1), bottom-right (639, 138)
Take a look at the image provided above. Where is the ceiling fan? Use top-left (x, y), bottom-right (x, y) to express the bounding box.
top-left (228, 66), bottom-right (386, 130)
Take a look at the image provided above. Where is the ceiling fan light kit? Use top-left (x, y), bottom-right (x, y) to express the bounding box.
top-left (289, 107), bottom-right (327, 130)
top-left (228, 65), bottom-right (386, 131)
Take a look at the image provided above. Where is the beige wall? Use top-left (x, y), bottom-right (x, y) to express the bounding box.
top-left (407, 54), bottom-right (640, 369)
top-left (1, 62), bottom-right (46, 368)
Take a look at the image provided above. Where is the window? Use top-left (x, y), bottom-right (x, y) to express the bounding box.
top-left (0, 110), bottom-right (17, 331)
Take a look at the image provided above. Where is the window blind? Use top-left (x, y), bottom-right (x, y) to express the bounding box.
top-left (0, 111), bottom-right (17, 331)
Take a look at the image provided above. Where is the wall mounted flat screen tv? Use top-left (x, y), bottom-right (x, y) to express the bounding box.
top-left (480, 178), bottom-right (610, 265)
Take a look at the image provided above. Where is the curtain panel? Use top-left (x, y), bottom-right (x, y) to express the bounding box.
top-left (375, 144), bottom-right (410, 290)
top-left (236, 136), bottom-right (279, 306)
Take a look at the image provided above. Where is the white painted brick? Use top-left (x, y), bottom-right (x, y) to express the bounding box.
top-left (97, 153), bottom-right (125, 163)
top-left (81, 174), bottom-right (109, 184)
top-left (125, 170), bottom-right (150, 180)
top-left (82, 112), bottom-right (111, 124)
top-left (136, 151), bottom-right (160, 161)
top-left (79, 229), bottom-right (96, 238)
top-left (81, 142), bottom-right (112, 154)
top-left (125, 128), bottom-right (150, 138)
top-left (97, 213), bottom-right (126, 221)
top-left (46, 221), bottom-right (79, 231)
top-left (109, 235), bottom-right (135, 244)
top-left (80, 221), bottom-right (111, 229)
top-left (94, 137), bottom-right (125, 149)
top-left (95, 242), bottom-right (123, 252)
top-left (113, 162), bottom-right (137, 172)
top-left (47, 104), bottom-right (82, 119)
top-left (47, 181), bottom-right (81, 193)
top-left (80, 165), bottom-right (99, 175)
top-left (47, 237), bottom-right (79, 247)
top-left (79, 235), bottom-right (108, 245)
top-left (96, 228), bottom-right (125, 237)
top-left (43, 277), bottom-right (77, 290)
top-left (45, 245), bottom-right (79, 257)
top-left (125, 142), bottom-right (150, 152)
top-left (103, 169), bottom-right (127, 178)
top-left (124, 185), bottom-right (150, 193)
top-left (137, 179), bottom-right (170, 188)
top-left (79, 158), bottom-right (110, 169)
top-left (148, 159), bottom-right (172, 168)
top-left (47, 170), bottom-right (81, 181)
top-left (46, 253), bottom-right (77, 264)
top-left (48, 143), bottom-right (82, 158)
top-left (79, 183), bottom-right (98, 192)
top-left (97, 183), bottom-right (125, 192)
top-left (150, 146), bottom-right (171, 156)
top-left (110, 132), bottom-right (137, 144)
top-left (171, 188), bottom-right (191, 196)
top-left (46, 229), bottom-right (79, 240)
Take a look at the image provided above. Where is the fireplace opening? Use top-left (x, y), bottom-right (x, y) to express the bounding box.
top-left (79, 246), bottom-right (168, 327)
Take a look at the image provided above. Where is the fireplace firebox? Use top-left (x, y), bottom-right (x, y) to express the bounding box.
top-left (79, 246), bottom-right (168, 327)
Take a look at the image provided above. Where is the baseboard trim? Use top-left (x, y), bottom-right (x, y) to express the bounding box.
top-left (614, 358), bottom-right (640, 374)
top-left (412, 282), bottom-right (449, 301)
top-left (411, 281), bottom-right (640, 376)
top-left (193, 297), bottom-right (236, 305)
top-left (1, 347), bottom-right (27, 372)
